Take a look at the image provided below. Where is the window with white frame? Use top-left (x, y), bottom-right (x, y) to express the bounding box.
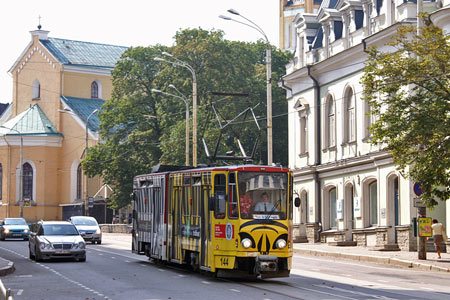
top-left (299, 115), bottom-right (308, 154)
top-left (326, 96), bottom-right (336, 148)
top-left (329, 188), bottom-right (337, 229)
top-left (344, 88), bottom-right (356, 143)
top-left (369, 181), bottom-right (378, 225)
top-left (32, 79), bottom-right (40, 100)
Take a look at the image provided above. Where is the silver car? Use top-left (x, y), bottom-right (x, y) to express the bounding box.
top-left (69, 216), bottom-right (102, 244)
top-left (0, 218), bottom-right (30, 240)
top-left (28, 221), bottom-right (86, 262)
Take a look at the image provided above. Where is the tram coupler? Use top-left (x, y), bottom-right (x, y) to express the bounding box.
top-left (255, 255), bottom-right (278, 273)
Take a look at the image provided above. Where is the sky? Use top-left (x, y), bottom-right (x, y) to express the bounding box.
top-left (0, 0), bottom-right (280, 103)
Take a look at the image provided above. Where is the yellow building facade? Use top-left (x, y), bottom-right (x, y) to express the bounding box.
top-left (0, 28), bottom-right (127, 221)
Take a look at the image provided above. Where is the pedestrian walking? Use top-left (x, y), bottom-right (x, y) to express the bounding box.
top-left (431, 219), bottom-right (447, 259)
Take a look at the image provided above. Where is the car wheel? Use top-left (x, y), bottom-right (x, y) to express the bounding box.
top-left (97, 240), bottom-right (102, 245)
top-left (24, 237), bottom-right (29, 241)
top-left (29, 246), bottom-right (35, 260)
top-left (0, 234), bottom-right (5, 241)
top-left (78, 256), bottom-right (86, 262)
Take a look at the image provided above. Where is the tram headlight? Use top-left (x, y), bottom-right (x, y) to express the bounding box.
top-left (276, 239), bottom-right (287, 249)
top-left (241, 238), bottom-right (252, 249)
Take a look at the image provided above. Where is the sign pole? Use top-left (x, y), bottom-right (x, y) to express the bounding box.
top-left (417, 207), bottom-right (427, 260)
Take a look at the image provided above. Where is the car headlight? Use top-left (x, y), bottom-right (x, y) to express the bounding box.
top-left (276, 239), bottom-right (287, 249)
top-left (24, 229), bottom-right (29, 233)
top-left (78, 242), bottom-right (85, 249)
top-left (3, 229), bottom-right (9, 234)
top-left (40, 242), bottom-right (52, 250)
top-left (95, 228), bottom-right (101, 234)
top-left (241, 238), bottom-right (252, 249)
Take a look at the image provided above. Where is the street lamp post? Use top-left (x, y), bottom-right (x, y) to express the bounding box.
top-left (220, 9), bottom-right (273, 165)
top-left (152, 86), bottom-right (190, 166)
top-left (85, 109), bottom-right (99, 216)
top-left (154, 53), bottom-right (198, 167)
top-left (0, 126), bottom-right (23, 218)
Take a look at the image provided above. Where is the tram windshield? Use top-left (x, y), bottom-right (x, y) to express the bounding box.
top-left (238, 172), bottom-right (288, 220)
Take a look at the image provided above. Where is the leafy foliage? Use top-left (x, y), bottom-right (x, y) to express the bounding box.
top-left (361, 20), bottom-right (450, 207)
top-left (84, 28), bottom-right (291, 208)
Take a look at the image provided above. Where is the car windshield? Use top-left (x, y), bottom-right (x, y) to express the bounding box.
top-left (4, 218), bottom-right (27, 225)
top-left (42, 224), bottom-right (79, 236)
top-left (238, 171), bottom-right (288, 220)
top-left (71, 218), bottom-right (98, 226)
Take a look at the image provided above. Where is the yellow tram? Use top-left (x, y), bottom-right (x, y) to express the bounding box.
top-left (132, 164), bottom-right (293, 278)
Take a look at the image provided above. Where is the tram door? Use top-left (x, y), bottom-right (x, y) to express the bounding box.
top-left (199, 173), bottom-right (211, 269)
top-left (150, 176), bottom-right (165, 259)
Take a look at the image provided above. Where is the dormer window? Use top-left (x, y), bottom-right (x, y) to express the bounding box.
top-left (91, 81), bottom-right (98, 98)
top-left (32, 79), bottom-right (40, 100)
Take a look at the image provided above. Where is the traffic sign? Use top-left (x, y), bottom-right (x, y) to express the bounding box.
top-left (413, 197), bottom-right (426, 208)
top-left (413, 182), bottom-right (423, 197)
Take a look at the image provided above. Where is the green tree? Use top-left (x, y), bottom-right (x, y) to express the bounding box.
top-left (84, 28), bottom-right (291, 208)
top-left (361, 20), bottom-right (450, 207)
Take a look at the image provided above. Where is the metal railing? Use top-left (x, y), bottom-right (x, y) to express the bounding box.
top-left (0, 280), bottom-right (13, 300)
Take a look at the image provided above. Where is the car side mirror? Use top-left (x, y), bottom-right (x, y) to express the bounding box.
top-left (294, 197), bottom-right (301, 207)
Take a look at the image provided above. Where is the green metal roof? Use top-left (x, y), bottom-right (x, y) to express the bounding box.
top-left (60, 96), bottom-right (104, 132)
top-left (0, 104), bottom-right (62, 137)
top-left (41, 38), bottom-right (127, 68)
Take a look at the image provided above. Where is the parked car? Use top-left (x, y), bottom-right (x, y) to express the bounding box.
top-left (68, 216), bottom-right (102, 244)
top-left (28, 221), bottom-right (86, 262)
top-left (0, 218), bottom-right (30, 241)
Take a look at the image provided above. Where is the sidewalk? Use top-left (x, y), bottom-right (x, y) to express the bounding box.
top-left (0, 256), bottom-right (14, 277)
top-left (293, 242), bottom-right (450, 273)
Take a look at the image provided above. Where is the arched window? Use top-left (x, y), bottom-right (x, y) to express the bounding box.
top-left (77, 164), bottom-right (82, 200)
top-left (327, 96), bottom-right (336, 148)
top-left (32, 79), bottom-right (40, 100)
top-left (23, 163), bottom-right (33, 201)
top-left (91, 81), bottom-right (99, 98)
top-left (369, 181), bottom-right (378, 225)
top-left (329, 188), bottom-right (337, 229)
top-left (344, 88), bottom-right (355, 142)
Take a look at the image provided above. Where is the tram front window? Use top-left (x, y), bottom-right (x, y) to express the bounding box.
top-left (238, 172), bottom-right (288, 220)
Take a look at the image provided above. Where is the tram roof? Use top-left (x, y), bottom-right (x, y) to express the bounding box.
top-left (133, 164), bottom-right (290, 180)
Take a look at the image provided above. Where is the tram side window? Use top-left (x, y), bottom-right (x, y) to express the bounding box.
top-left (228, 173), bottom-right (238, 218)
top-left (214, 174), bottom-right (226, 219)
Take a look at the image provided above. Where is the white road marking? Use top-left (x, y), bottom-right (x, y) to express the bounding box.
top-left (177, 274), bottom-right (186, 277)
top-left (158, 269), bottom-right (164, 272)
top-left (421, 287), bottom-right (434, 291)
top-left (140, 264), bottom-right (147, 267)
top-left (16, 289), bottom-right (23, 295)
top-left (111, 257), bottom-right (116, 259)
top-left (15, 275), bottom-right (32, 278)
top-left (230, 289), bottom-right (241, 293)
top-left (202, 281), bottom-right (210, 284)
top-left (316, 284), bottom-right (399, 300)
top-left (125, 260), bottom-right (131, 263)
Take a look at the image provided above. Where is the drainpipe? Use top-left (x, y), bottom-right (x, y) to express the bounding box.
top-left (307, 65), bottom-right (322, 241)
top-left (278, 79), bottom-right (293, 94)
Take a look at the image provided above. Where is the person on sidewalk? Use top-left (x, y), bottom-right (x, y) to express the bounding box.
top-left (431, 219), bottom-right (446, 259)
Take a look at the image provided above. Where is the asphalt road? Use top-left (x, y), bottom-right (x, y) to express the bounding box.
top-left (0, 235), bottom-right (448, 300)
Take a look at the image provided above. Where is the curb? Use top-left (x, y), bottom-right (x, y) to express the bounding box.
top-left (294, 248), bottom-right (450, 273)
top-left (0, 259), bottom-right (14, 277)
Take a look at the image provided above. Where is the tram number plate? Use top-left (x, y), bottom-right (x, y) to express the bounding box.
top-left (214, 256), bottom-right (235, 269)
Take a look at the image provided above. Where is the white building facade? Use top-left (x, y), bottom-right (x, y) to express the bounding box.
top-left (282, 0), bottom-right (450, 250)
